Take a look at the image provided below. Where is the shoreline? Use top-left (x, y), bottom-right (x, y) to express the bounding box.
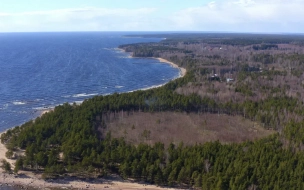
top-left (0, 48), bottom-right (187, 190)
top-left (117, 47), bottom-right (186, 78)
top-left (154, 57), bottom-right (186, 78)
top-left (0, 169), bottom-right (179, 190)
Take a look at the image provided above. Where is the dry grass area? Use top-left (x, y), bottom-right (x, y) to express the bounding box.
top-left (101, 112), bottom-right (275, 146)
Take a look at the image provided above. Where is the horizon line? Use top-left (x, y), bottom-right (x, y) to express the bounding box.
top-left (1, 31), bottom-right (304, 35)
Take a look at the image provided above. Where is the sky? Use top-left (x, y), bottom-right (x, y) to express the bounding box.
top-left (0, 0), bottom-right (303, 33)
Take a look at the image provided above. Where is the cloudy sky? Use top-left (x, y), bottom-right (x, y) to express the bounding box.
top-left (0, 0), bottom-right (302, 33)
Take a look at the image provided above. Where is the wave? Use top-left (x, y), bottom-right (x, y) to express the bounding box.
top-left (74, 101), bottom-right (83, 105)
top-left (114, 48), bottom-right (122, 51)
top-left (118, 56), bottom-right (132, 58)
top-left (0, 104), bottom-right (9, 110)
top-left (12, 101), bottom-right (26, 105)
top-left (103, 48), bottom-right (114, 51)
top-left (62, 95), bottom-right (71, 98)
top-left (101, 93), bottom-right (110, 96)
top-left (138, 84), bottom-right (165, 91)
top-left (72, 93), bottom-right (98, 98)
top-left (33, 106), bottom-right (53, 110)
top-left (115, 86), bottom-right (124, 89)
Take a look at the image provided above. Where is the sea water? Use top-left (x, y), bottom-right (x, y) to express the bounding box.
top-left (0, 32), bottom-right (179, 131)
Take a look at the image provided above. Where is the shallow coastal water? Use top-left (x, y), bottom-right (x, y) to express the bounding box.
top-left (0, 185), bottom-right (36, 190)
top-left (0, 32), bottom-right (180, 131)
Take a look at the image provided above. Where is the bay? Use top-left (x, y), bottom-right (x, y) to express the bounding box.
top-left (0, 32), bottom-right (179, 131)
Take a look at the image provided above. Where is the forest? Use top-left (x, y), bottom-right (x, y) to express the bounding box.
top-left (3, 33), bottom-right (304, 189)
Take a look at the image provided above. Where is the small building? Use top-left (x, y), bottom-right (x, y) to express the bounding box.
top-left (226, 78), bottom-right (234, 83)
top-left (208, 74), bottom-right (220, 81)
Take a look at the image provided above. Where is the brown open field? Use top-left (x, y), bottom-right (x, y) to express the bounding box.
top-left (100, 111), bottom-right (274, 146)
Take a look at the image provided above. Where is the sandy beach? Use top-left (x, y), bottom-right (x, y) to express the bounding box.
top-left (155, 58), bottom-right (186, 78)
top-left (0, 171), bottom-right (180, 190)
top-left (40, 109), bottom-right (53, 116)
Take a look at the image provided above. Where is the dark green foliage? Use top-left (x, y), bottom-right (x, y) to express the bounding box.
top-left (235, 83), bottom-right (254, 96)
top-left (95, 135), bottom-right (304, 189)
top-left (14, 157), bottom-right (24, 173)
top-left (253, 44), bottom-right (278, 50)
top-left (119, 43), bottom-right (179, 57)
top-left (1, 159), bottom-right (12, 173)
top-left (252, 53), bottom-right (275, 64)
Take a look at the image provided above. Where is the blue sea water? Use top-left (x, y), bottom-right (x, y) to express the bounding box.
top-left (0, 32), bottom-right (180, 132)
top-left (0, 185), bottom-right (37, 190)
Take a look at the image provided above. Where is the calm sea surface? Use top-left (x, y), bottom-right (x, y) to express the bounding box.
top-left (0, 32), bottom-right (179, 132)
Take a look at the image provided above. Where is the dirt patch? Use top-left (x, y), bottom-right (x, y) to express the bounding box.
top-left (101, 112), bottom-right (275, 146)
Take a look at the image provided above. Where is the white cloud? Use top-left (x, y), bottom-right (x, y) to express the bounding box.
top-left (169, 0), bottom-right (304, 33)
top-left (208, 1), bottom-right (217, 9)
top-left (233, 0), bottom-right (255, 7)
top-left (0, 7), bottom-right (157, 32)
top-left (1, 1), bottom-right (304, 33)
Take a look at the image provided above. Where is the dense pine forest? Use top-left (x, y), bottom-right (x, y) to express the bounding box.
top-left (3, 33), bottom-right (304, 189)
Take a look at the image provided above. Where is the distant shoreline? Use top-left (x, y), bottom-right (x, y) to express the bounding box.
top-left (118, 47), bottom-right (187, 79)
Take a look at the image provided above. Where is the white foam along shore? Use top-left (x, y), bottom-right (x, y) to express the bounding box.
top-left (0, 49), bottom-right (187, 190)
